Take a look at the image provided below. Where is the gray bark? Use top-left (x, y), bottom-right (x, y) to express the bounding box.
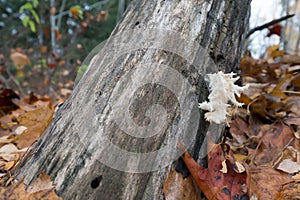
top-left (117, 0), bottom-right (131, 22)
top-left (15, 0), bottom-right (251, 199)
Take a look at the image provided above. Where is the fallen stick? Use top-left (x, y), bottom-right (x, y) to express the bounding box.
top-left (246, 14), bottom-right (295, 38)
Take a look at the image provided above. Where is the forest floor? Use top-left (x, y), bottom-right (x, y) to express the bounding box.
top-left (0, 45), bottom-right (299, 199)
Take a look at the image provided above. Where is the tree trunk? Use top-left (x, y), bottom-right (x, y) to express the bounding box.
top-left (15, 0), bottom-right (251, 199)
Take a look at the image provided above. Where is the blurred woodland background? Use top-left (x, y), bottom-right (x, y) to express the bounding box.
top-left (250, 0), bottom-right (300, 57)
top-left (0, 0), bottom-right (130, 98)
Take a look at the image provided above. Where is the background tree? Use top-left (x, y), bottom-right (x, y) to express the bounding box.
top-left (15, 0), bottom-right (251, 199)
top-left (281, 0), bottom-right (300, 53)
top-left (0, 0), bottom-right (119, 95)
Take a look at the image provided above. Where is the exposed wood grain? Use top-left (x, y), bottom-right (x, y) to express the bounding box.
top-left (15, 0), bottom-right (251, 199)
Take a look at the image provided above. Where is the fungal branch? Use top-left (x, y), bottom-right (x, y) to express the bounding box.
top-left (199, 71), bottom-right (248, 124)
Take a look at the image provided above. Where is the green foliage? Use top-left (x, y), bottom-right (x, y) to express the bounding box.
top-left (0, 0), bottom-right (127, 94)
top-left (19, 0), bottom-right (40, 32)
top-left (77, 64), bottom-right (89, 81)
top-left (69, 5), bottom-right (83, 20)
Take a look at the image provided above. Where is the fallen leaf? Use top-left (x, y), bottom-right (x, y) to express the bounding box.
top-left (235, 161), bottom-right (246, 173)
top-left (15, 101), bottom-right (53, 149)
top-left (281, 54), bottom-right (300, 64)
top-left (248, 167), bottom-right (292, 200)
top-left (11, 99), bottom-right (36, 112)
top-left (0, 89), bottom-right (19, 117)
top-left (10, 50), bottom-right (31, 68)
top-left (97, 10), bottom-right (109, 22)
top-left (0, 143), bottom-right (18, 154)
top-left (4, 161), bottom-right (15, 171)
top-left (26, 173), bottom-right (56, 194)
top-left (288, 65), bottom-right (300, 72)
top-left (253, 123), bottom-right (294, 166)
top-left (293, 173), bottom-right (300, 180)
top-left (14, 126), bottom-right (27, 136)
top-left (0, 175), bottom-right (61, 199)
top-left (163, 167), bottom-right (201, 200)
top-left (0, 154), bottom-right (18, 163)
top-left (267, 24), bottom-right (282, 37)
top-left (0, 144), bottom-right (19, 162)
top-left (59, 88), bottom-right (72, 97)
top-left (220, 160), bottom-right (228, 173)
top-left (181, 144), bottom-right (248, 200)
top-left (285, 96), bottom-right (300, 117)
top-left (0, 135), bottom-right (17, 145)
top-left (276, 159), bottom-right (300, 174)
top-left (291, 73), bottom-right (300, 88)
top-left (266, 44), bottom-right (280, 63)
top-left (284, 117), bottom-right (300, 126)
top-left (275, 181), bottom-right (300, 200)
top-left (229, 117), bottom-right (249, 144)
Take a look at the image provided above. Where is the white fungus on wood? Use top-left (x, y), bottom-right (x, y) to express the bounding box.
top-left (199, 71), bottom-right (248, 124)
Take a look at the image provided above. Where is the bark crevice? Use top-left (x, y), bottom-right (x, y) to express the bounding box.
top-left (15, 0), bottom-right (251, 199)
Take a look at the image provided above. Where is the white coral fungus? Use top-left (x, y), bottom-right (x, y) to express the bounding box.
top-left (199, 71), bottom-right (248, 124)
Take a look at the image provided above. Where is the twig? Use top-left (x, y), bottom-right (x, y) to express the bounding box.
top-left (0, 74), bottom-right (10, 89)
top-left (282, 90), bottom-right (300, 95)
top-left (0, 142), bottom-right (37, 186)
top-left (272, 138), bottom-right (294, 168)
top-left (250, 138), bottom-right (262, 165)
top-left (5, 68), bottom-right (26, 97)
top-left (50, 0), bottom-right (56, 53)
top-left (53, 0), bottom-right (111, 21)
top-left (246, 14), bottom-right (295, 38)
top-left (0, 121), bottom-right (13, 132)
top-left (50, 0), bottom-right (110, 53)
top-left (57, 0), bottom-right (67, 30)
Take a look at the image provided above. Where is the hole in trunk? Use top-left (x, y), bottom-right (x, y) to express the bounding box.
top-left (91, 175), bottom-right (103, 189)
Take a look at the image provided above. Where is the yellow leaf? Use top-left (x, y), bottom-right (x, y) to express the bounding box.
top-left (4, 161), bottom-right (15, 171)
top-left (9, 51), bottom-right (30, 68)
top-left (16, 101), bottom-right (53, 149)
